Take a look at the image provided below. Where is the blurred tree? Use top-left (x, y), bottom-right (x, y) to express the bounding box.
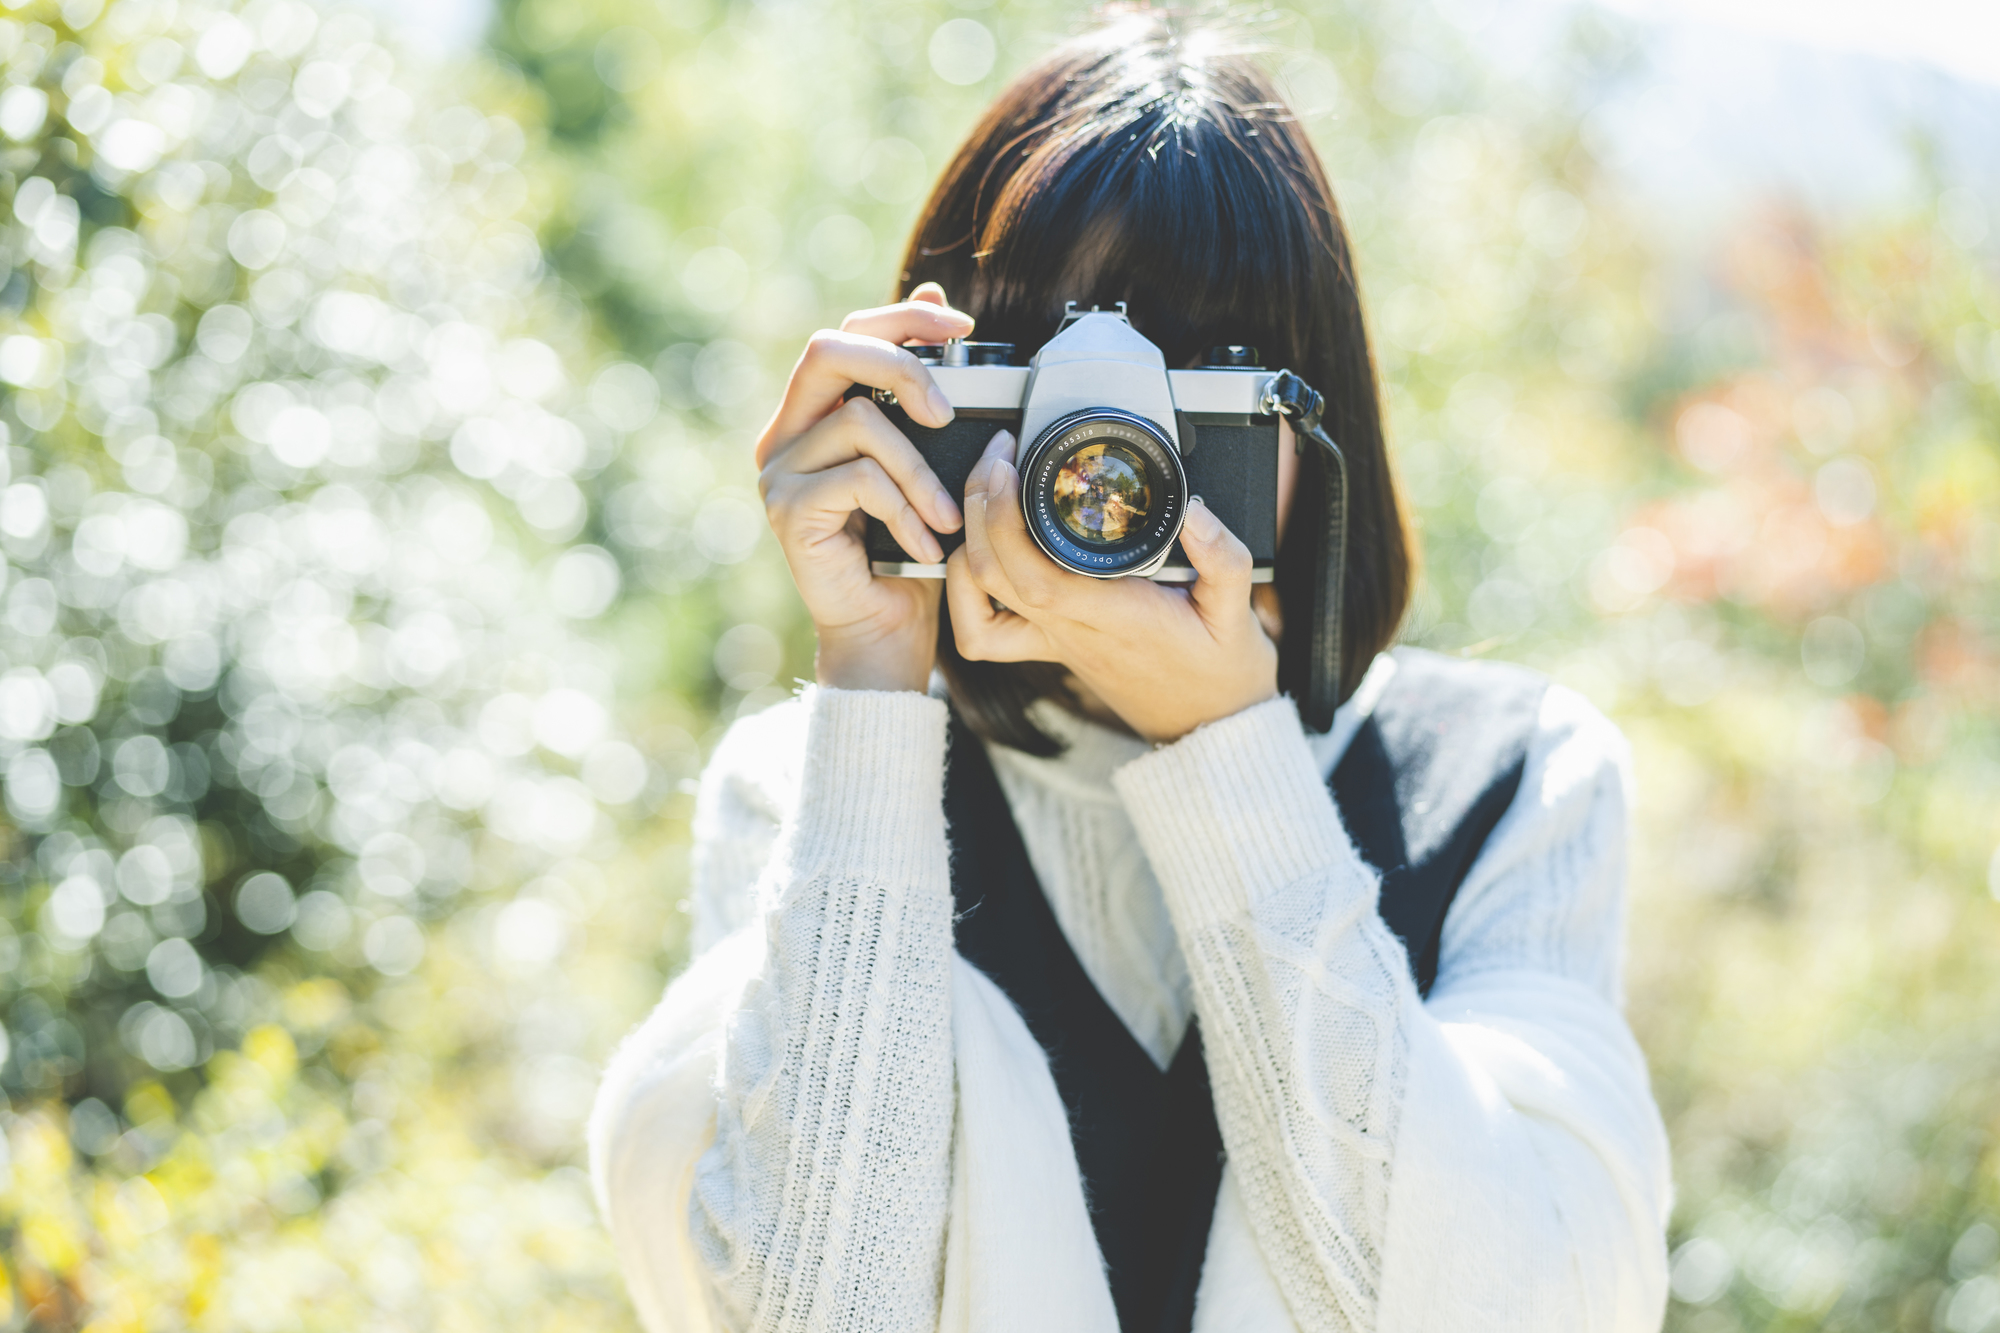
top-left (0, 0), bottom-right (671, 1322)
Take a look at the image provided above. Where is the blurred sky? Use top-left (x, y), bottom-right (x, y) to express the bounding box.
top-left (1596, 0), bottom-right (2000, 87)
top-left (343, 0), bottom-right (489, 52)
top-left (1503, 0), bottom-right (2000, 237)
top-left (338, 0), bottom-right (2000, 233)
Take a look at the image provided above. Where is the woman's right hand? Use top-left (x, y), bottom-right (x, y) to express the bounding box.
top-left (756, 283), bottom-right (973, 693)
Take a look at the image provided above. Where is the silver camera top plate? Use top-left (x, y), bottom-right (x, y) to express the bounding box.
top-left (924, 366), bottom-right (1274, 415)
top-left (911, 308), bottom-right (1274, 419)
top-left (1020, 311), bottom-right (1180, 448)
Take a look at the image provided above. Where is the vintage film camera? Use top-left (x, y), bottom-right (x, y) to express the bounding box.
top-left (859, 303), bottom-right (1293, 582)
top-left (854, 301), bottom-right (1352, 727)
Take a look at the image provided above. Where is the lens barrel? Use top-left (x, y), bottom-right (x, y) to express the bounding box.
top-left (1018, 408), bottom-right (1186, 577)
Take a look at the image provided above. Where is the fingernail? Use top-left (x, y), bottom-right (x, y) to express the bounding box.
top-left (1185, 496), bottom-right (1221, 541)
top-left (983, 429), bottom-right (1015, 460)
top-left (935, 487), bottom-right (962, 526)
top-left (927, 386), bottom-right (955, 424)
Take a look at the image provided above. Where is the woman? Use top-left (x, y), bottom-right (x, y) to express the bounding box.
top-left (589, 13), bottom-right (1671, 1333)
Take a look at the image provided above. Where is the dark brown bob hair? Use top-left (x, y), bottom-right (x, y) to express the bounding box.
top-left (900, 9), bottom-right (1413, 754)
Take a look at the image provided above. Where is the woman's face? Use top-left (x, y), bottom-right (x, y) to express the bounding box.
top-left (1275, 419), bottom-right (1300, 548)
top-left (1251, 418), bottom-right (1300, 643)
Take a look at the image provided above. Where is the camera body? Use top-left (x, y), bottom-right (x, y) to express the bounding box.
top-left (859, 306), bottom-right (1285, 583)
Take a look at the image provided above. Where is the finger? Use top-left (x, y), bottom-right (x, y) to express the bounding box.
top-left (967, 441), bottom-right (1101, 618)
top-left (841, 296), bottom-right (973, 347)
top-left (1179, 497), bottom-right (1257, 630)
top-left (772, 455), bottom-right (943, 565)
top-left (771, 396), bottom-right (962, 533)
top-left (975, 424), bottom-right (1018, 468)
top-left (1251, 584), bottom-right (1285, 643)
top-left (959, 433), bottom-right (1036, 611)
top-left (945, 547), bottom-right (1057, 662)
top-left (762, 327), bottom-right (960, 453)
top-left (902, 284), bottom-right (976, 337)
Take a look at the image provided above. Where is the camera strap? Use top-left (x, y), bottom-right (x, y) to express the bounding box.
top-left (1266, 371), bottom-right (1350, 732)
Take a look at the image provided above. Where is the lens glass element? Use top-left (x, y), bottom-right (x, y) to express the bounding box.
top-left (1018, 408), bottom-right (1186, 577)
top-left (1052, 442), bottom-right (1151, 545)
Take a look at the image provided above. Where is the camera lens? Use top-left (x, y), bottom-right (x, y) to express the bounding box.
top-left (1019, 408), bottom-right (1186, 577)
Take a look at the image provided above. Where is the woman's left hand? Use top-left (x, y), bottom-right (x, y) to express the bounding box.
top-left (946, 431), bottom-right (1279, 744)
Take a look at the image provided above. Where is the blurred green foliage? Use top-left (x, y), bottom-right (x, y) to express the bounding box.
top-left (0, 0), bottom-right (1995, 1328)
top-left (0, 0), bottom-right (677, 1324)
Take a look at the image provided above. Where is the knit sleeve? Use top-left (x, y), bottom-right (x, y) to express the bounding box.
top-left (1112, 689), bottom-right (1670, 1332)
top-left (687, 686), bottom-right (958, 1333)
top-left (687, 699), bottom-right (805, 957)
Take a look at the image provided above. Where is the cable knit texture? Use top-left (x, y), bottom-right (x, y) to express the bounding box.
top-left (594, 658), bottom-right (1670, 1333)
top-left (1114, 697), bottom-right (1411, 1330)
top-left (687, 688), bottom-right (955, 1333)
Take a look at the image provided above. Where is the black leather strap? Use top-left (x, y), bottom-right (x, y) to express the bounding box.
top-left (1267, 371), bottom-right (1348, 733)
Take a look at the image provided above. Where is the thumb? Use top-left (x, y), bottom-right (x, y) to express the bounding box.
top-left (1180, 498), bottom-right (1256, 630)
top-left (909, 281), bottom-right (950, 307)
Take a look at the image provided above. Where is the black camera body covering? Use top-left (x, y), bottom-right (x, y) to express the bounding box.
top-left (857, 306), bottom-right (1283, 584)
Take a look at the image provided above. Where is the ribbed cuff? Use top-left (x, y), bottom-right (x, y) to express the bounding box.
top-left (1113, 695), bottom-right (1361, 926)
top-left (788, 685), bottom-right (951, 885)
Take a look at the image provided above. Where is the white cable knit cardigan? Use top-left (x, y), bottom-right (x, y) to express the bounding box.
top-left (589, 653), bottom-right (1672, 1333)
